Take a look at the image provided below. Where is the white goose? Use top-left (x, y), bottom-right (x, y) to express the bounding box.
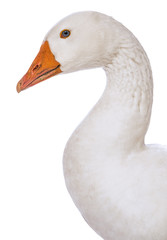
top-left (17, 11), bottom-right (167, 240)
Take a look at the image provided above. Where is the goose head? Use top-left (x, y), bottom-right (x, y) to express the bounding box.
top-left (17, 11), bottom-right (123, 92)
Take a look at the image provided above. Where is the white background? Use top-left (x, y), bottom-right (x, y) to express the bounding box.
top-left (0, 0), bottom-right (167, 239)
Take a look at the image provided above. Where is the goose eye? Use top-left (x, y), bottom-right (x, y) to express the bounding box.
top-left (60, 29), bottom-right (71, 39)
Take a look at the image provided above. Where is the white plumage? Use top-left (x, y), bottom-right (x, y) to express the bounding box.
top-left (18, 11), bottom-right (167, 240)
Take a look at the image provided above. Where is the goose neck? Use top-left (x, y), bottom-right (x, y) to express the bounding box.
top-left (94, 43), bottom-right (153, 152)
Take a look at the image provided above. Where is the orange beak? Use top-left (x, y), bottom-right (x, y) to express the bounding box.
top-left (16, 41), bottom-right (62, 93)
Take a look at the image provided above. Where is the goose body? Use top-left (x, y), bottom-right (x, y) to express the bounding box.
top-left (17, 12), bottom-right (167, 240)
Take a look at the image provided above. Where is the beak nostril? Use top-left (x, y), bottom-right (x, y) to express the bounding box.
top-left (33, 64), bottom-right (41, 71)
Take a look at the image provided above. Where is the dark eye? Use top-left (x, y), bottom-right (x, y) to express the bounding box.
top-left (60, 29), bottom-right (71, 39)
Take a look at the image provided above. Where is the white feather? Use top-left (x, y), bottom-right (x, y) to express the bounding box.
top-left (45, 11), bottom-right (167, 240)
